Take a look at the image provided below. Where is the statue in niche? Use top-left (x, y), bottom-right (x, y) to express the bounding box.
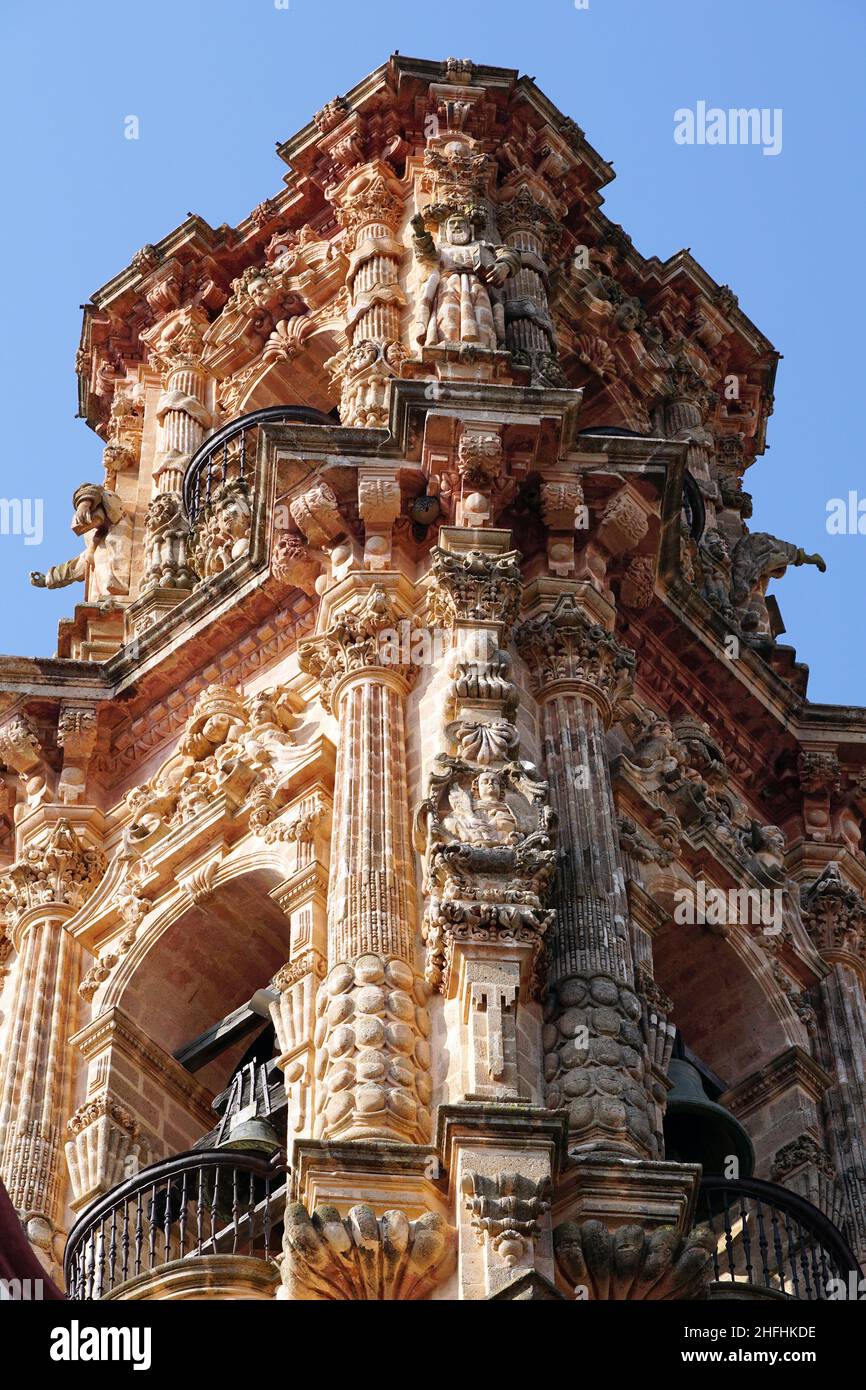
top-left (415, 756), bottom-right (556, 898)
top-left (444, 769), bottom-right (521, 848)
top-left (411, 210), bottom-right (520, 351)
top-left (30, 484), bottom-right (130, 600)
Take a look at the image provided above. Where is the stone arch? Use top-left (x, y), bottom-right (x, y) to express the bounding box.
top-left (71, 856), bottom-right (295, 1184)
top-left (111, 864), bottom-right (289, 1088)
top-left (652, 916), bottom-right (806, 1086)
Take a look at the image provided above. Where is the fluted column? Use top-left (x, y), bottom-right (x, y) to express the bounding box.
top-left (515, 594), bottom-right (656, 1156)
top-left (0, 820), bottom-right (105, 1276)
top-left (328, 676), bottom-right (416, 966)
top-left (802, 864), bottom-right (866, 1262)
top-left (298, 584), bottom-right (431, 1145)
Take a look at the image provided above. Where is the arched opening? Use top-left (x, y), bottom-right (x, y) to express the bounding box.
top-left (118, 868), bottom-right (290, 1104)
top-left (652, 918), bottom-right (791, 1088)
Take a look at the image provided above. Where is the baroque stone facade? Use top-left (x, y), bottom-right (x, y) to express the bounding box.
top-left (0, 55), bottom-right (863, 1302)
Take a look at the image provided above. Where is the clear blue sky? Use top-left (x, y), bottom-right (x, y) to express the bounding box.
top-left (1, 0), bottom-right (863, 705)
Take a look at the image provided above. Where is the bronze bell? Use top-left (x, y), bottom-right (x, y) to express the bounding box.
top-left (663, 1059), bottom-right (754, 1177)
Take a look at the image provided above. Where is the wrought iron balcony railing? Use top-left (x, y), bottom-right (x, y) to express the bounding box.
top-left (182, 405), bottom-right (337, 527)
top-left (64, 1148), bottom-right (285, 1300)
top-left (699, 1175), bottom-right (861, 1300)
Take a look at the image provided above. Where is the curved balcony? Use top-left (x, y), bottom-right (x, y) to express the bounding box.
top-left (699, 1175), bottom-right (861, 1300)
top-left (64, 1148), bottom-right (286, 1301)
top-left (182, 405), bottom-right (338, 527)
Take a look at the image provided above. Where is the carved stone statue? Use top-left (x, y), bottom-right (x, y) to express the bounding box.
top-left (30, 484), bottom-right (130, 599)
top-left (412, 211), bottom-right (520, 351)
top-left (414, 754), bottom-right (556, 992)
top-left (729, 531), bottom-right (826, 646)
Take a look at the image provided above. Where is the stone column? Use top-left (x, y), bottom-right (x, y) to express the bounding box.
top-left (802, 863), bottom-right (866, 1263)
top-left (298, 583), bottom-right (431, 1145)
top-left (327, 161), bottom-right (407, 428)
top-left (133, 308), bottom-right (211, 628)
top-left (498, 189), bottom-right (566, 388)
top-left (515, 593), bottom-right (657, 1157)
top-left (0, 820), bottom-right (105, 1278)
top-left (663, 352), bottom-right (717, 528)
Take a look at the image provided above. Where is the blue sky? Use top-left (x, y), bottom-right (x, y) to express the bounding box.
top-left (1, 0), bottom-right (864, 705)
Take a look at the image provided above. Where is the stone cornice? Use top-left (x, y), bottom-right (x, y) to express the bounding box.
top-left (722, 1046), bottom-right (833, 1120)
top-left (70, 1005), bottom-right (215, 1129)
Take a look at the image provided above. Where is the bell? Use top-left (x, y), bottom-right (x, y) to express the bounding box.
top-left (216, 1114), bottom-right (280, 1155)
top-left (663, 1059), bottom-right (754, 1177)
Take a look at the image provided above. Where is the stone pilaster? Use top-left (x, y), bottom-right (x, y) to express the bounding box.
top-left (298, 583), bottom-right (432, 1145)
top-left (802, 863), bottom-right (866, 1261)
top-left (0, 819), bottom-right (105, 1276)
top-left (417, 530), bottom-right (555, 1103)
top-left (515, 593), bottom-right (656, 1156)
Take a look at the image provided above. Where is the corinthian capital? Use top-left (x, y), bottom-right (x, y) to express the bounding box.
top-left (298, 586), bottom-right (419, 712)
top-left (0, 819), bottom-right (106, 931)
top-left (330, 161), bottom-right (405, 242)
top-left (801, 862), bottom-right (866, 968)
top-left (427, 546), bottom-right (523, 632)
top-left (514, 594), bottom-right (635, 723)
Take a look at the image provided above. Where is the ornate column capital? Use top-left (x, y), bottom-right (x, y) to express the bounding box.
top-left (0, 819), bottom-right (106, 944)
top-left (427, 545), bottom-right (523, 634)
top-left (298, 585), bottom-right (421, 713)
top-left (514, 594), bottom-right (635, 726)
top-left (801, 862), bottom-right (866, 976)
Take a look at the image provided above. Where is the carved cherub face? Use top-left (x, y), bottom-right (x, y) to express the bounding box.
top-left (201, 713), bottom-right (234, 745)
top-left (475, 770), bottom-right (505, 803)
